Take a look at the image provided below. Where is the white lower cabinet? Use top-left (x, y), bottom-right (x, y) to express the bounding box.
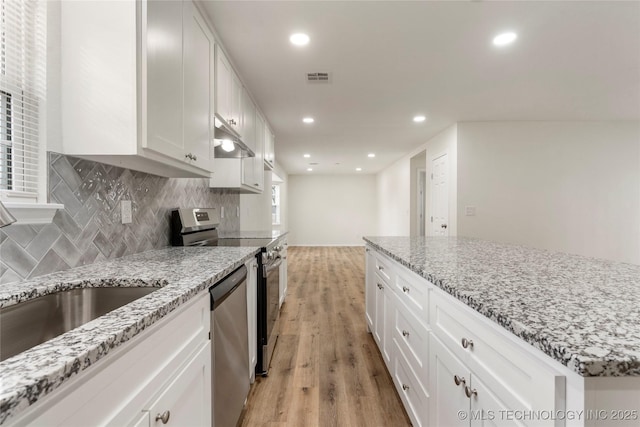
top-left (142, 342), bottom-right (211, 427)
top-left (279, 238), bottom-right (288, 307)
top-left (9, 293), bottom-right (211, 427)
top-left (365, 245), bottom-right (567, 427)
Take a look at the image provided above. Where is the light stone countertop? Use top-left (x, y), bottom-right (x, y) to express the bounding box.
top-left (0, 246), bottom-right (260, 425)
top-left (363, 236), bottom-right (640, 377)
top-left (218, 229), bottom-right (288, 240)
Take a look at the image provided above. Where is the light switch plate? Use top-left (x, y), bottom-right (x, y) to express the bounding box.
top-left (121, 200), bottom-right (132, 224)
top-left (220, 206), bottom-right (225, 218)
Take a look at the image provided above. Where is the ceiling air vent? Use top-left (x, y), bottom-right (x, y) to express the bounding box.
top-left (306, 72), bottom-right (331, 83)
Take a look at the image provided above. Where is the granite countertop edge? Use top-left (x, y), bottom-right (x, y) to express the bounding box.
top-left (362, 236), bottom-right (640, 378)
top-left (0, 246), bottom-right (261, 425)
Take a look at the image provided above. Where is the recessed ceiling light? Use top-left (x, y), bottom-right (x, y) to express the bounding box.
top-left (355, 168), bottom-right (362, 172)
top-left (303, 153), bottom-right (311, 158)
top-left (307, 168), bottom-right (313, 172)
top-left (493, 32), bottom-right (517, 46)
top-left (303, 117), bottom-right (314, 124)
top-left (290, 33), bottom-right (310, 46)
top-left (413, 115), bottom-right (426, 123)
top-left (367, 153), bottom-right (375, 158)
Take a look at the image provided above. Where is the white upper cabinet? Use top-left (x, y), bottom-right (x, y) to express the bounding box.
top-left (182, 1), bottom-right (215, 171)
top-left (210, 87), bottom-right (264, 193)
top-left (264, 124), bottom-right (275, 170)
top-left (60, 0), bottom-right (213, 177)
top-left (215, 46), bottom-right (242, 135)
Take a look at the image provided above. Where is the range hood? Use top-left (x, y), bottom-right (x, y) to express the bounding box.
top-left (213, 114), bottom-right (255, 159)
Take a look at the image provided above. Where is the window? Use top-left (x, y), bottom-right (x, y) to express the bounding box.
top-left (0, 0), bottom-right (46, 199)
top-left (272, 184), bottom-right (280, 225)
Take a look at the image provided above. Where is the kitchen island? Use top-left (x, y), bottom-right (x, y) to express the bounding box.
top-left (0, 246), bottom-right (260, 426)
top-left (363, 236), bottom-right (640, 427)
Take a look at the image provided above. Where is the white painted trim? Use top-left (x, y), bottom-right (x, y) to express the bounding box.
top-left (3, 202), bottom-right (64, 224)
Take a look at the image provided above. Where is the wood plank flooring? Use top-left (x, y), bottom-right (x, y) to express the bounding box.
top-left (240, 246), bottom-right (411, 427)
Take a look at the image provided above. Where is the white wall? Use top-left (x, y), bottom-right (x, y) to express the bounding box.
top-left (240, 169), bottom-right (272, 231)
top-left (288, 174), bottom-right (377, 245)
top-left (376, 125), bottom-right (458, 237)
top-left (272, 162), bottom-right (288, 232)
top-left (457, 121), bottom-right (640, 264)
top-left (376, 145), bottom-right (426, 235)
top-left (409, 150), bottom-right (426, 236)
top-left (425, 124), bottom-right (458, 236)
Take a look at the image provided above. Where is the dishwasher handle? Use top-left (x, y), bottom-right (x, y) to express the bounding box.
top-left (210, 265), bottom-right (247, 310)
top-left (263, 257), bottom-right (282, 276)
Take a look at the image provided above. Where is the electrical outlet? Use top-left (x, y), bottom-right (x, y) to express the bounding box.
top-left (220, 206), bottom-right (225, 218)
top-left (121, 200), bottom-right (132, 224)
top-left (465, 206), bottom-right (476, 216)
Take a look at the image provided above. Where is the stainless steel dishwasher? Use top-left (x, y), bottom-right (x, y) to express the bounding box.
top-left (210, 265), bottom-right (250, 427)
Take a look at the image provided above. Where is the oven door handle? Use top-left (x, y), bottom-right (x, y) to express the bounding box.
top-left (263, 257), bottom-right (283, 276)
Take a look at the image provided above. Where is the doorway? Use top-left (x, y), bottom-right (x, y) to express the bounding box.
top-left (430, 153), bottom-right (449, 236)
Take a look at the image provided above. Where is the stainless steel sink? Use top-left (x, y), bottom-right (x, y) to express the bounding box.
top-left (0, 287), bottom-right (159, 362)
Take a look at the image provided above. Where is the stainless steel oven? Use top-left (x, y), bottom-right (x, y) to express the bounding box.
top-left (259, 248), bottom-right (282, 375)
top-left (170, 207), bottom-right (284, 377)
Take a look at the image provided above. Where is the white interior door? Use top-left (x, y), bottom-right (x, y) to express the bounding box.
top-left (431, 153), bottom-right (449, 236)
top-left (418, 169), bottom-right (426, 236)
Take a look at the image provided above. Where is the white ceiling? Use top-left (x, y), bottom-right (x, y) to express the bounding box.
top-left (199, 1), bottom-right (640, 175)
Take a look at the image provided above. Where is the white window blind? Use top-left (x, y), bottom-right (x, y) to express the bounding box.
top-left (0, 0), bottom-right (45, 197)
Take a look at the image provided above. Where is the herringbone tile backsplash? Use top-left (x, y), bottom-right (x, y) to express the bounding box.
top-left (0, 153), bottom-right (240, 284)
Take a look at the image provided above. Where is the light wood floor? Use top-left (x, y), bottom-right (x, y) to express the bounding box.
top-left (240, 246), bottom-right (411, 427)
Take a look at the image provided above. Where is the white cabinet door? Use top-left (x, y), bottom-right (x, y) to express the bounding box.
top-left (279, 243), bottom-right (288, 307)
top-left (231, 73), bottom-right (243, 134)
top-left (215, 45), bottom-right (232, 124)
top-left (241, 90), bottom-right (258, 189)
top-left (144, 342), bottom-right (211, 427)
top-left (183, 2), bottom-right (213, 172)
top-left (365, 248), bottom-right (376, 332)
top-left (144, 0), bottom-right (185, 160)
top-left (430, 335), bottom-right (470, 427)
top-left (253, 111), bottom-right (266, 190)
top-left (129, 411), bottom-right (150, 427)
top-left (264, 126), bottom-right (275, 170)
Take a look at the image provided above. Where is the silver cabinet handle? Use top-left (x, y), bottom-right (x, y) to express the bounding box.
top-left (184, 153), bottom-right (197, 161)
top-left (465, 386), bottom-right (478, 398)
top-left (229, 118), bottom-right (237, 125)
top-left (454, 375), bottom-right (466, 386)
top-left (254, 183), bottom-right (260, 187)
top-left (461, 338), bottom-right (474, 349)
top-left (402, 286), bottom-right (410, 293)
top-left (402, 384), bottom-right (410, 391)
top-left (155, 411), bottom-right (170, 424)
top-left (402, 330), bottom-right (410, 337)
top-left (377, 265), bottom-right (384, 271)
top-left (377, 283), bottom-right (383, 290)
top-left (441, 224), bottom-right (448, 229)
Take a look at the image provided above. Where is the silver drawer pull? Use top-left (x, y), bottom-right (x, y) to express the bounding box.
top-left (402, 286), bottom-right (410, 293)
top-left (377, 283), bottom-right (383, 290)
top-left (155, 410), bottom-right (171, 424)
top-left (465, 386), bottom-right (478, 398)
top-left (402, 384), bottom-right (410, 391)
top-left (377, 265), bottom-right (384, 271)
top-left (402, 330), bottom-right (410, 338)
top-left (454, 375), bottom-right (466, 386)
top-left (461, 337), bottom-right (474, 349)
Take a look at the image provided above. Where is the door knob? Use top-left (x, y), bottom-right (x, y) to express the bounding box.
top-left (454, 375), bottom-right (466, 386)
top-left (155, 410), bottom-right (171, 424)
top-left (465, 386), bottom-right (478, 398)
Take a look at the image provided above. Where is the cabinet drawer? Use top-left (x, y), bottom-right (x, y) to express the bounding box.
top-left (393, 267), bottom-right (429, 327)
top-left (430, 289), bottom-right (564, 413)
top-left (392, 295), bottom-right (429, 381)
top-left (372, 251), bottom-right (395, 283)
top-left (393, 340), bottom-right (429, 427)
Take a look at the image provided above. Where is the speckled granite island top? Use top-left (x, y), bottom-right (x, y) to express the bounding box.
top-left (0, 246), bottom-right (260, 425)
top-left (363, 236), bottom-right (640, 377)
